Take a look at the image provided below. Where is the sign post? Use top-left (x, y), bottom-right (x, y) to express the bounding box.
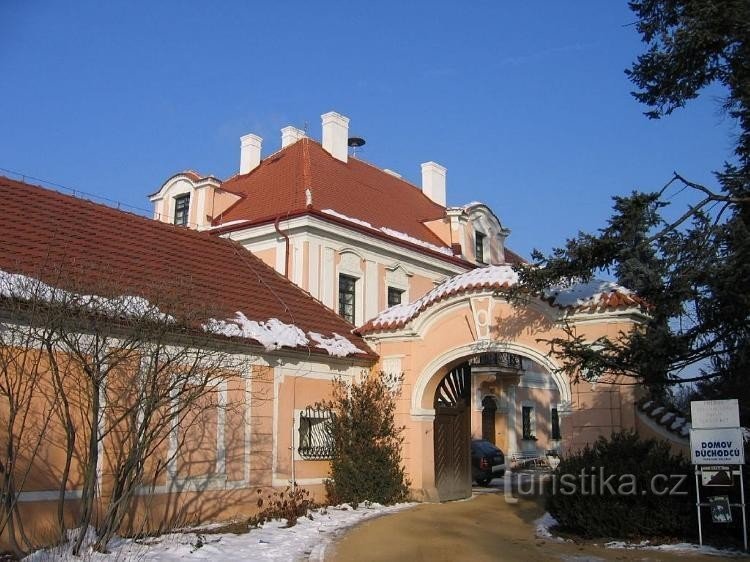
top-left (690, 400), bottom-right (746, 550)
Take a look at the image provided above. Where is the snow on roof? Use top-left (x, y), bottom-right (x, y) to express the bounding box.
top-left (358, 265), bottom-right (644, 333)
top-left (322, 209), bottom-right (454, 256)
top-left (0, 269), bottom-right (174, 322)
top-left (204, 312), bottom-right (363, 357)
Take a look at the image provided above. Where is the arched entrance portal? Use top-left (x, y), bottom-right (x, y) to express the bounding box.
top-left (433, 363), bottom-right (471, 501)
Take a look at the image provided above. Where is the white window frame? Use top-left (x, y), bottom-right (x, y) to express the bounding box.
top-left (294, 408), bottom-right (334, 461)
top-left (337, 251), bottom-right (364, 326)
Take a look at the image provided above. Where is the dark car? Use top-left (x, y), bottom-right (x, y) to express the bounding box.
top-left (471, 439), bottom-right (505, 486)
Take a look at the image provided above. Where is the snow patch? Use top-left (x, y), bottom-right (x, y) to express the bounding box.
top-left (204, 313), bottom-right (308, 351)
top-left (365, 265), bottom-right (635, 330)
top-left (321, 209), bottom-right (454, 256)
top-left (0, 269), bottom-right (174, 322)
top-left (605, 539), bottom-right (743, 557)
top-left (24, 503), bottom-right (417, 562)
top-left (534, 512), bottom-right (562, 541)
top-left (203, 313), bottom-right (363, 357)
top-left (308, 332), bottom-right (363, 357)
top-left (543, 279), bottom-right (631, 308)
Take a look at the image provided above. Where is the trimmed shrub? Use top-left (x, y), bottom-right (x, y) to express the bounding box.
top-left (546, 431), bottom-right (694, 539)
top-left (321, 372), bottom-right (410, 507)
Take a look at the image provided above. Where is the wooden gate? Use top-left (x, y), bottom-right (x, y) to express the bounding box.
top-left (433, 363), bottom-right (471, 501)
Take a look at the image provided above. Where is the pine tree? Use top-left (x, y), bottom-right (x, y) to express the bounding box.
top-left (516, 0), bottom-right (750, 417)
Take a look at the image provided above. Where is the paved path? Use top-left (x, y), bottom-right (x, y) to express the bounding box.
top-left (328, 491), bottom-right (739, 561)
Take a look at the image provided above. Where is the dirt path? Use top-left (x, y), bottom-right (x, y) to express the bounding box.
top-left (327, 491), bottom-right (740, 561)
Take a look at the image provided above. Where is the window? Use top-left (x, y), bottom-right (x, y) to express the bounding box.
top-left (551, 407), bottom-right (561, 440)
top-left (522, 405), bottom-right (536, 440)
top-left (387, 286), bottom-right (404, 307)
top-left (173, 194), bottom-right (190, 226)
top-left (298, 407), bottom-right (333, 460)
top-left (475, 231), bottom-right (486, 263)
top-left (338, 274), bottom-right (356, 324)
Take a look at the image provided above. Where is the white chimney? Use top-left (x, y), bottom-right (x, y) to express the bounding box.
top-left (240, 133), bottom-right (262, 175)
top-left (421, 161), bottom-right (447, 206)
top-left (321, 111), bottom-right (349, 163)
top-left (281, 126), bottom-right (306, 148)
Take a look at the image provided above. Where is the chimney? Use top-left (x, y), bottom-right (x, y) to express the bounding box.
top-left (321, 111), bottom-right (349, 163)
top-left (281, 126), bottom-right (306, 148)
top-left (240, 133), bottom-right (262, 175)
top-left (421, 161), bottom-right (447, 206)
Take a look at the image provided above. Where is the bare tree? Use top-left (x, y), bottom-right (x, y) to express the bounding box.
top-left (0, 266), bottom-right (252, 556)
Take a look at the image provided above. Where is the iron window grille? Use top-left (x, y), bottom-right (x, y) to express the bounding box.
top-left (338, 274), bottom-right (356, 324)
top-left (174, 194), bottom-right (190, 227)
top-left (468, 352), bottom-right (524, 371)
top-left (387, 286), bottom-right (404, 307)
top-left (475, 231), bottom-right (486, 264)
top-left (298, 406), bottom-right (334, 460)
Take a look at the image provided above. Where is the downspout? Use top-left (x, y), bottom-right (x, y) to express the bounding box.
top-left (275, 215), bottom-right (290, 278)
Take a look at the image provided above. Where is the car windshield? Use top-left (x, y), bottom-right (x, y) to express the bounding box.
top-left (472, 440), bottom-right (500, 455)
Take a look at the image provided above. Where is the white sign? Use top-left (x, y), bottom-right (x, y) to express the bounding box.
top-left (691, 400), bottom-right (740, 429)
top-left (691, 428), bottom-right (745, 465)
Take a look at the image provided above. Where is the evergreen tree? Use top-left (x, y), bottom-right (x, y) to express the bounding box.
top-left (321, 372), bottom-right (409, 507)
top-left (517, 0), bottom-right (750, 416)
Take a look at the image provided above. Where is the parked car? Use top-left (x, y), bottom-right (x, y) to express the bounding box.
top-left (471, 439), bottom-right (505, 486)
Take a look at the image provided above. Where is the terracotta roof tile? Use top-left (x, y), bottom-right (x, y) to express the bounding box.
top-left (216, 139), bottom-right (449, 248)
top-left (0, 176), bottom-right (375, 361)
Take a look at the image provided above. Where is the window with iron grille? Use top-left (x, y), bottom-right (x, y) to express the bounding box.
top-left (551, 407), bottom-right (561, 440)
top-left (522, 405), bottom-right (535, 440)
top-left (475, 231), bottom-right (486, 264)
top-left (387, 286), bottom-right (404, 307)
top-left (338, 274), bottom-right (356, 324)
top-left (173, 194), bottom-right (190, 226)
top-left (298, 407), bottom-right (334, 460)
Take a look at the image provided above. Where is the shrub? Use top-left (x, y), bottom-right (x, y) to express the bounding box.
top-left (250, 487), bottom-right (317, 527)
top-left (321, 372), bottom-right (410, 507)
top-left (545, 431), bottom-right (694, 539)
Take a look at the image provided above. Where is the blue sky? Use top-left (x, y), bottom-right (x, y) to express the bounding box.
top-left (0, 1), bottom-right (735, 258)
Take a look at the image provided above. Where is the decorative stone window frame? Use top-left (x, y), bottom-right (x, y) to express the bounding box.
top-left (385, 264), bottom-right (411, 308)
top-left (337, 250), bottom-right (364, 326)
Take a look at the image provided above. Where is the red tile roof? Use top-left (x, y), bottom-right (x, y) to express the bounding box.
top-left (215, 139), bottom-right (452, 249)
top-left (0, 176), bottom-right (376, 361)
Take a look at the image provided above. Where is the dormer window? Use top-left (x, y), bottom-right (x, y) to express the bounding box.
top-left (475, 231), bottom-right (486, 264)
top-left (174, 194), bottom-right (190, 226)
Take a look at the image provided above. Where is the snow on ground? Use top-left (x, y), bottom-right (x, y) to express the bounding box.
top-left (605, 539), bottom-right (744, 557)
top-left (24, 502), bottom-right (416, 562)
top-left (534, 511), bottom-right (743, 557)
top-left (534, 512), bottom-right (564, 541)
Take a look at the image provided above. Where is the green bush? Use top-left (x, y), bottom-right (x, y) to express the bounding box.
top-left (546, 431), bottom-right (694, 539)
top-left (321, 372), bottom-right (410, 507)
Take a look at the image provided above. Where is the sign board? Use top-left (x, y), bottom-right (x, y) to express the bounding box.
top-left (709, 496), bottom-right (733, 523)
top-left (691, 399), bottom-right (740, 429)
top-left (691, 428), bottom-right (745, 465)
top-left (701, 466), bottom-right (734, 486)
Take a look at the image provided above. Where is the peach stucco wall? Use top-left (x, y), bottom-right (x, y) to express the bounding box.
top-left (368, 292), bottom-right (644, 500)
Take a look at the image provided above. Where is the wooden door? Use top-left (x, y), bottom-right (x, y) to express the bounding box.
top-left (433, 364), bottom-right (471, 501)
